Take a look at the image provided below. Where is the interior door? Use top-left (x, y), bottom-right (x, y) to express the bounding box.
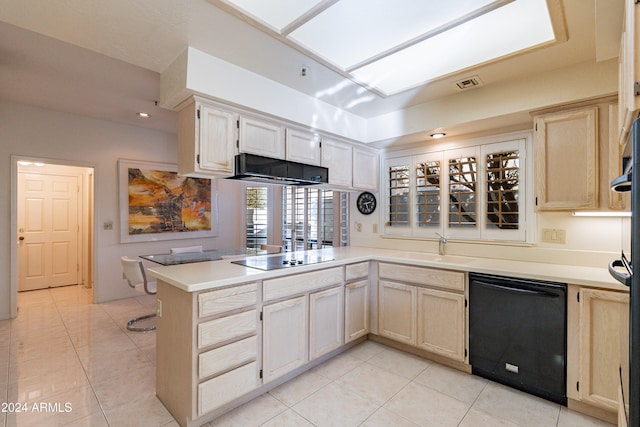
top-left (18, 172), bottom-right (79, 291)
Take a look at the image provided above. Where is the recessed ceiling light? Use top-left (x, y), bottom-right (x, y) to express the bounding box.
top-left (137, 112), bottom-right (151, 118)
top-left (430, 132), bottom-right (446, 139)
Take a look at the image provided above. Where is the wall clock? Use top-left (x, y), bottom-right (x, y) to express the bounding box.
top-left (356, 192), bottom-right (377, 215)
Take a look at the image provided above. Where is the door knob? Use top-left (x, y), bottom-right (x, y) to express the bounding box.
top-left (18, 236), bottom-right (24, 241)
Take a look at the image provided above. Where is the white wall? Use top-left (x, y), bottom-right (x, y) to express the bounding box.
top-left (1, 100), bottom-right (243, 319)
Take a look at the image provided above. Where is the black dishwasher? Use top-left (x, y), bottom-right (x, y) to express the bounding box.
top-left (469, 272), bottom-right (567, 405)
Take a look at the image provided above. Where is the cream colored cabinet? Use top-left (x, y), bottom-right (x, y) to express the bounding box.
top-left (156, 280), bottom-right (260, 426)
top-left (322, 137), bottom-right (353, 188)
top-left (286, 128), bottom-right (321, 165)
top-left (533, 107), bottom-right (599, 210)
top-left (417, 287), bottom-right (465, 361)
top-left (378, 280), bottom-right (417, 345)
top-left (262, 296), bottom-right (308, 383)
top-left (377, 263), bottom-right (467, 363)
top-left (345, 280), bottom-right (370, 343)
top-left (567, 286), bottom-right (629, 416)
top-left (309, 286), bottom-right (345, 360)
top-left (177, 97), bottom-right (237, 178)
top-left (239, 116), bottom-right (285, 159)
top-left (352, 146), bottom-right (379, 191)
top-left (619, 0), bottom-right (640, 143)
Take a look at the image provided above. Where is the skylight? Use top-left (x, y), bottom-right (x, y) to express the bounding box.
top-left (218, 0), bottom-right (559, 96)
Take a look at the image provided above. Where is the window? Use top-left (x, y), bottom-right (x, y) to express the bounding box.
top-left (282, 187), bottom-right (346, 252)
top-left (383, 137), bottom-right (528, 242)
top-left (245, 187), bottom-right (268, 249)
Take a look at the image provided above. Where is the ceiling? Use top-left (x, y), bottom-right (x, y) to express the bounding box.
top-left (0, 0), bottom-right (624, 138)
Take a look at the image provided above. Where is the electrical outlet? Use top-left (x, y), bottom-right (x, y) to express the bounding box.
top-left (372, 223), bottom-right (378, 234)
top-left (542, 228), bottom-right (566, 244)
top-left (156, 299), bottom-right (163, 317)
top-left (355, 222), bottom-right (362, 232)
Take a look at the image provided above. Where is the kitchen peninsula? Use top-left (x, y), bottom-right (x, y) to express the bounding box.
top-left (148, 247), bottom-right (627, 427)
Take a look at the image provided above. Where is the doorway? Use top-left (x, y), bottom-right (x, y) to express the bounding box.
top-left (12, 158), bottom-right (94, 311)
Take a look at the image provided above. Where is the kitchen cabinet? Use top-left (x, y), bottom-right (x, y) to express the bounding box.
top-left (156, 280), bottom-right (260, 426)
top-left (238, 116), bottom-right (285, 159)
top-left (619, 0), bottom-right (640, 143)
top-left (286, 128), bottom-right (321, 165)
top-left (378, 280), bottom-right (417, 345)
top-left (345, 262), bottom-right (370, 343)
top-left (567, 286), bottom-right (629, 419)
top-left (352, 146), bottom-right (379, 191)
top-left (309, 286), bottom-right (345, 360)
top-left (322, 137), bottom-right (353, 188)
top-left (262, 296), bottom-right (308, 382)
top-left (377, 263), bottom-right (466, 363)
top-left (533, 107), bottom-right (599, 210)
top-left (417, 287), bottom-right (465, 362)
top-left (177, 97), bottom-right (237, 178)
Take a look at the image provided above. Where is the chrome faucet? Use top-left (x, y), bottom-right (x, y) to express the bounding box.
top-left (436, 233), bottom-right (447, 256)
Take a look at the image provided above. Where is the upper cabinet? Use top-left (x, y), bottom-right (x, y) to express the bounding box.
top-left (238, 116), bottom-right (285, 159)
top-left (178, 97), bottom-right (237, 178)
top-left (533, 107), bottom-right (599, 211)
top-left (321, 138), bottom-right (353, 188)
top-left (619, 0), bottom-right (640, 143)
top-left (285, 128), bottom-right (321, 166)
top-left (352, 146), bottom-right (379, 191)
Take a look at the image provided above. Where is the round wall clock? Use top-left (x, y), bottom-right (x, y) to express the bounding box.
top-left (356, 192), bottom-right (377, 215)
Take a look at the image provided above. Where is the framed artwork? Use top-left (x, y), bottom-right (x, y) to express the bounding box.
top-left (118, 159), bottom-right (217, 243)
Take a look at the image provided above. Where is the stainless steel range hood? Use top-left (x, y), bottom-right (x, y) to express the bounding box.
top-left (228, 153), bottom-right (328, 185)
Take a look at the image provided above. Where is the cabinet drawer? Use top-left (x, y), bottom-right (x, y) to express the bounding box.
top-left (263, 267), bottom-right (343, 301)
top-left (198, 361), bottom-right (258, 416)
top-left (198, 310), bottom-right (256, 349)
top-left (346, 262), bottom-right (369, 280)
top-left (198, 283), bottom-right (257, 318)
top-left (378, 263), bottom-right (464, 292)
top-left (198, 336), bottom-right (257, 380)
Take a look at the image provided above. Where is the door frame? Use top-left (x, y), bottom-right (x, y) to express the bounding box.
top-left (10, 155), bottom-right (97, 317)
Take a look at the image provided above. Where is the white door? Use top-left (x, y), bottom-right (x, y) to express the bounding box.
top-left (18, 172), bottom-right (79, 291)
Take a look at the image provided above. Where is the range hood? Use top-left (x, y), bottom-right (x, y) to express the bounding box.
top-left (228, 153), bottom-right (328, 185)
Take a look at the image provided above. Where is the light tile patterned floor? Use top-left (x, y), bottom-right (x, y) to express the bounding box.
top-left (0, 285), bottom-right (615, 427)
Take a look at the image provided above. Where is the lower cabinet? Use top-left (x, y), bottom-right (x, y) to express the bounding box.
top-left (377, 263), bottom-right (467, 364)
top-left (345, 279), bottom-right (370, 343)
top-left (378, 280), bottom-right (417, 345)
top-left (198, 361), bottom-right (259, 416)
top-left (309, 286), bottom-right (345, 360)
top-left (417, 287), bottom-right (466, 362)
top-left (262, 296), bottom-right (308, 383)
top-left (567, 286), bottom-right (629, 414)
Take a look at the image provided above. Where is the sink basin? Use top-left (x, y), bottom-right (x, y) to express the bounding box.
top-left (398, 253), bottom-right (475, 264)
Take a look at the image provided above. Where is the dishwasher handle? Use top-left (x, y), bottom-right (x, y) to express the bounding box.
top-left (472, 280), bottom-right (561, 298)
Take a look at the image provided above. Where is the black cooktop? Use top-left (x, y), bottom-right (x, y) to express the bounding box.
top-left (231, 253), bottom-right (334, 271)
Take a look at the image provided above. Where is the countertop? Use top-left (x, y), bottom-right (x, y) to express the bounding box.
top-left (147, 246), bottom-right (628, 293)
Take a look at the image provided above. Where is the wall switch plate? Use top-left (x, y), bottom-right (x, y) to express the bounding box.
top-left (542, 228), bottom-right (566, 244)
top-left (103, 221), bottom-right (113, 230)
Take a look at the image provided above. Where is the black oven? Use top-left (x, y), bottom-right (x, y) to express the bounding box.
top-left (609, 117), bottom-right (640, 427)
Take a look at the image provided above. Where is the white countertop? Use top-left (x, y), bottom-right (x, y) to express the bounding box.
top-left (147, 246), bottom-right (628, 293)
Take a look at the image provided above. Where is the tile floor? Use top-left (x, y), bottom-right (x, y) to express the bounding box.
top-left (0, 285), bottom-right (615, 427)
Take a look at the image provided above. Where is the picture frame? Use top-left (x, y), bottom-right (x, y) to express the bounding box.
top-left (118, 159), bottom-right (218, 243)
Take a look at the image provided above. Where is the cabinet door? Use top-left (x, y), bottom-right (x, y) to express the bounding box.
top-left (262, 296), bottom-right (308, 382)
top-left (533, 107), bottom-right (598, 210)
top-left (239, 116), bottom-right (285, 159)
top-left (286, 128), bottom-right (321, 165)
top-left (321, 138), bottom-right (353, 188)
top-left (619, 0), bottom-right (640, 142)
top-left (177, 99), bottom-right (236, 177)
top-left (199, 105), bottom-right (237, 174)
top-left (417, 288), bottom-right (465, 361)
top-left (572, 288), bottom-right (629, 411)
top-left (345, 280), bottom-right (369, 343)
top-left (309, 286), bottom-right (345, 360)
top-left (378, 280), bottom-right (416, 345)
top-left (352, 146), bottom-right (379, 191)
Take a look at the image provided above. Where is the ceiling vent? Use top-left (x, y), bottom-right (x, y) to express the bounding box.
top-left (455, 75), bottom-right (483, 90)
